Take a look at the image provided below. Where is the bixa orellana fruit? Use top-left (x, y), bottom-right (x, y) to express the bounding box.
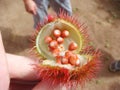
top-left (30, 12), bottom-right (102, 89)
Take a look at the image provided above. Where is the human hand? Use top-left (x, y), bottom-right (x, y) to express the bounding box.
top-left (6, 53), bottom-right (63, 90)
top-left (8, 53), bottom-right (64, 90)
top-left (23, 0), bottom-right (37, 15)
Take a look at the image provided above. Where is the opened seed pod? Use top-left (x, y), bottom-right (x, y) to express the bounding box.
top-left (30, 12), bottom-right (102, 89)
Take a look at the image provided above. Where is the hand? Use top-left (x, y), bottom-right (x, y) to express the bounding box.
top-left (23, 0), bottom-right (37, 15)
top-left (7, 54), bottom-right (64, 90)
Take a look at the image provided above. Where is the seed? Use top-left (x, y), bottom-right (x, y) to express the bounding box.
top-left (61, 57), bottom-right (68, 64)
top-left (57, 37), bottom-right (64, 44)
top-left (49, 40), bottom-right (58, 49)
top-left (52, 48), bottom-right (60, 56)
top-left (44, 36), bottom-right (52, 44)
top-left (47, 15), bottom-right (55, 22)
top-left (68, 42), bottom-right (78, 51)
top-left (69, 54), bottom-right (78, 65)
top-left (58, 44), bottom-right (65, 51)
top-left (65, 51), bottom-right (72, 59)
top-left (61, 30), bottom-right (69, 38)
top-left (56, 56), bottom-right (62, 64)
top-left (53, 29), bottom-right (61, 38)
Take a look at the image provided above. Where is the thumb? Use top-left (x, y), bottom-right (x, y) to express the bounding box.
top-left (33, 6), bottom-right (37, 15)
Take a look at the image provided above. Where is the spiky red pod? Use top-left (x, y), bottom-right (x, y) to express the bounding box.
top-left (47, 14), bottom-right (56, 22)
top-left (30, 11), bottom-right (102, 89)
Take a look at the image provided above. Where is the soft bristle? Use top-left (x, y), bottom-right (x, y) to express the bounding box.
top-left (69, 55), bottom-right (101, 86)
top-left (35, 65), bottom-right (69, 85)
top-left (80, 46), bottom-right (102, 57)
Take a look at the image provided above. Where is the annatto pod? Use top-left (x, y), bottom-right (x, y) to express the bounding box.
top-left (30, 11), bottom-right (102, 90)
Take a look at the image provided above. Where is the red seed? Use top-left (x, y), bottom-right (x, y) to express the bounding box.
top-left (65, 51), bottom-right (72, 59)
top-left (52, 48), bottom-right (60, 56)
top-left (53, 29), bottom-right (61, 38)
top-left (44, 36), bottom-right (52, 44)
top-left (49, 40), bottom-right (58, 49)
top-left (58, 44), bottom-right (64, 51)
top-left (47, 15), bottom-right (55, 22)
top-left (57, 37), bottom-right (64, 44)
top-left (69, 54), bottom-right (78, 65)
top-left (61, 30), bottom-right (69, 38)
top-left (56, 59), bottom-right (61, 64)
top-left (68, 42), bottom-right (78, 51)
top-left (56, 56), bottom-right (62, 64)
top-left (61, 57), bottom-right (68, 64)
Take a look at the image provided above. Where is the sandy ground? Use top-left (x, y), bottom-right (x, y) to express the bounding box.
top-left (0, 0), bottom-right (120, 90)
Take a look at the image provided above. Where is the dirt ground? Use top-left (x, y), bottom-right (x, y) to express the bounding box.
top-left (0, 0), bottom-right (120, 90)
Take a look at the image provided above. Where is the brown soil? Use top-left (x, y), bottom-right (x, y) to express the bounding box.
top-left (0, 0), bottom-right (120, 90)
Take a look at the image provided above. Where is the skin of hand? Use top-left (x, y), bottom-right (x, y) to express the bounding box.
top-left (7, 53), bottom-right (38, 81)
top-left (0, 32), bottom-right (10, 90)
top-left (7, 54), bottom-right (64, 90)
top-left (8, 53), bottom-right (65, 90)
top-left (23, 0), bottom-right (37, 15)
top-left (7, 53), bottom-right (40, 90)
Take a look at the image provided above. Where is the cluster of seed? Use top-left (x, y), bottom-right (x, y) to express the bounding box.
top-left (44, 29), bottom-right (80, 66)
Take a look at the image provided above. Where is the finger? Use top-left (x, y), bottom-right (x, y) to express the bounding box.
top-left (33, 10), bottom-right (37, 15)
top-left (27, 10), bottom-right (36, 15)
top-left (26, 6), bottom-right (37, 15)
top-left (26, 9), bottom-right (34, 15)
top-left (0, 32), bottom-right (10, 90)
top-left (33, 6), bottom-right (37, 15)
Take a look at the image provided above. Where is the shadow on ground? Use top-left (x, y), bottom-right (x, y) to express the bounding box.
top-left (0, 26), bottom-right (31, 54)
top-left (97, 0), bottom-right (120, 19)
top-left (97, 49), bottom-right (120, 78)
